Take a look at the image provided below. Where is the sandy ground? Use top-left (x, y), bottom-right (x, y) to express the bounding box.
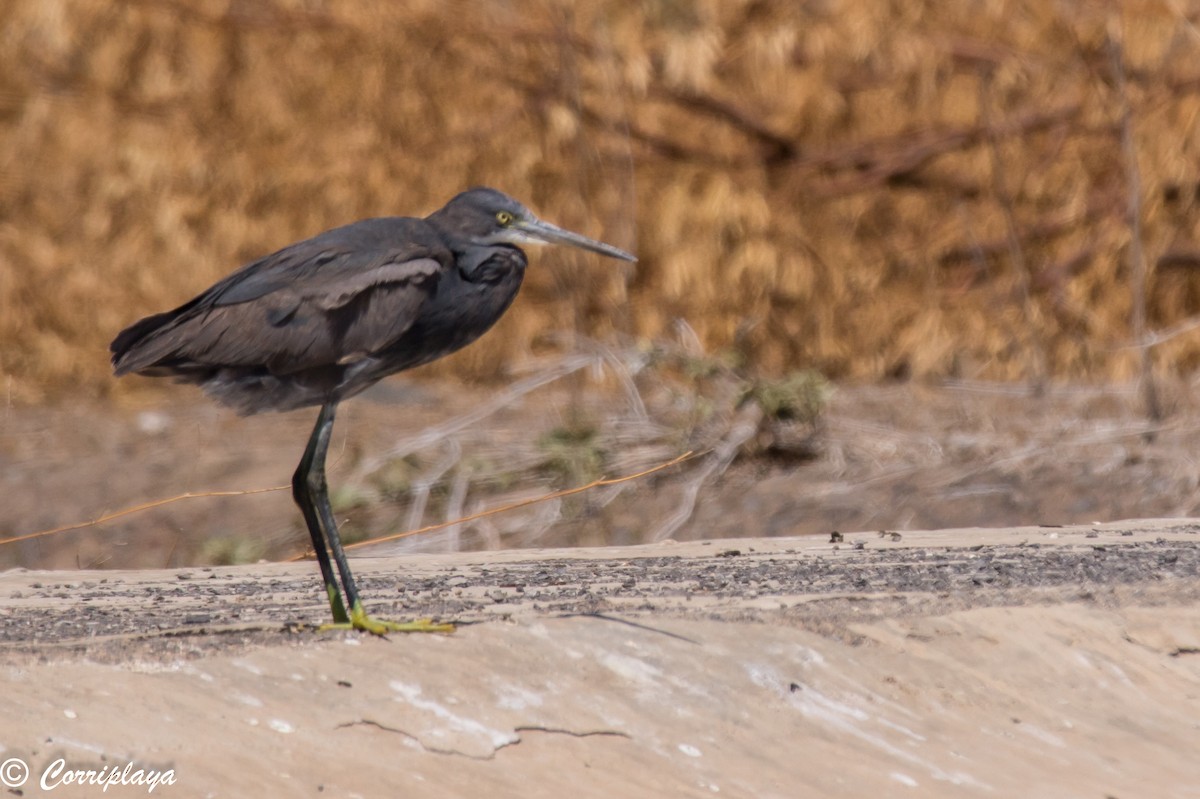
top-left (2, 519), bottom-right (1199, 798)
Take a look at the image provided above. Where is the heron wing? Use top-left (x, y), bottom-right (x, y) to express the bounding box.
top-left (112, 218), bottom-right (450, 376)
top-left (180, 256), bottom-right (442, 374)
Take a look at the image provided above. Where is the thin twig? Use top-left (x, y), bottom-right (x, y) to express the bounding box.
top-left (541, 331), bottom-right (651, 422)
top-left (0, 486), bottom-right (288, 548)
top-left (650, 404), bottom-right (763, 542)
top-left (287, 450), bottom-right (699, 558)
top-left (1108, 22), bottom-right (1161, 421)
top-left (404, 438), bottom-right (461, 532)
top-left (442, 468), bottom-right (470, 552)
top-left (1120, 314), bottom-right (1200, 350)
top-left (351, 353), bottom-right (601, 480)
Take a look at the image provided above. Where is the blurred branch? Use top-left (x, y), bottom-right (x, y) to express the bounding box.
top-left (1108, 24), bottom-right (1161, 421)
top-left (938, 188), bottom-right (1114, 270)
top-left (655, 88), bottom-right (797, 162)
top-left (805, 104), bottom-right (1083, 198)
top-left (124, 0), bottom-right (343, 31)
top-left (574, 100), bottom-right (748, 166)
top-left (979, 68), bottom-right (1046, 392)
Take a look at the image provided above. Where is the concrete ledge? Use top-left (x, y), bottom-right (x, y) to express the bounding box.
top-left (1, 520), bottom-right (1198, 797)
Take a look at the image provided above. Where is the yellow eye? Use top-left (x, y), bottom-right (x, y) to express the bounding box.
top-left (496, 211), bottom-right (513, 225)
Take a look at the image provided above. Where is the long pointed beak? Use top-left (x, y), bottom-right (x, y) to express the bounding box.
top-left (516, 217), bottom-right (637, 262)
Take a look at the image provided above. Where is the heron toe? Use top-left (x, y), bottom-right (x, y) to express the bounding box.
top-left (318, 602), bottom-right (455, 636)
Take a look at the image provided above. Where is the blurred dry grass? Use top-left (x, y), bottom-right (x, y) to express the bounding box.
top-left (3, 0), bottom-right (1200, 404)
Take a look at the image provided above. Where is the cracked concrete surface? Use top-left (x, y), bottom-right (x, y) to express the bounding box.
top-left (2, 521), bottom-right (1200, 797)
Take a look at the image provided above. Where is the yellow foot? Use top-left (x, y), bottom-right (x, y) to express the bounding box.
top-left (319, 602), bottom-right (454, 636)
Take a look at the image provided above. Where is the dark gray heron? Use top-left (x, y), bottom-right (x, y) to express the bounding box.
top-left (111, 187), bottom-right (636, 634)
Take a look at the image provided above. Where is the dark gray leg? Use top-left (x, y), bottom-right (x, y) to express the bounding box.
top-left (292, 401), bottom-right (351, 623)
top-left (301, 401), bottom-right (367, 614)
top-left (294, 401), bottom-right (453, 635)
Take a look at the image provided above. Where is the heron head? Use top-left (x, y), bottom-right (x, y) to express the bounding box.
top-left (430, 187), bottom-right (636, 262)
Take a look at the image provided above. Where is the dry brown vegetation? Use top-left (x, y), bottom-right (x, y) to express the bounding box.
top-left (3, 0), bottom-right (1200, 404)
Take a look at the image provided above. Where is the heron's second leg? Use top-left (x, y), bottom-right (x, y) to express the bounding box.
top-left (305, 401), bottom-right (453, 636)
top-left (293, 403), bottom-right (350, 624)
